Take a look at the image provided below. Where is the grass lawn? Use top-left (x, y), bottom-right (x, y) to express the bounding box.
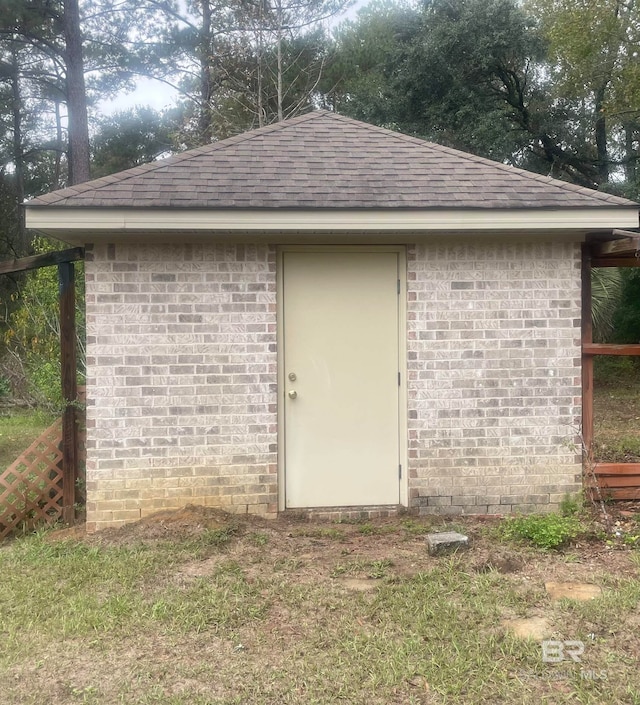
top-left (0, 410), bottom-right (55, 471)
top-left (0, 510), bottom-right (639, 704)
top-left (593, 358), bottom-right (640, 463)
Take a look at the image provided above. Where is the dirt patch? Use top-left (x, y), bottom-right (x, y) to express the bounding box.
top-left (85, 504), bottom-right (245, 545)
top-left (41, 504), bottom-right (640, 591)
top-left (502, 616), bottom-right (552, 640)
top-left (338, 577), bottom-right (383, 592)
top-left (45, 524), bottom-right (87, 542)
top-left (545, 581), bottom-right (603, 601)
top-left (473, 550), bottom-right (524, 574)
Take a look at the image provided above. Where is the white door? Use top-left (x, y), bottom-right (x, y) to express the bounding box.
top-left (283, 250), bottom-right (400, 508)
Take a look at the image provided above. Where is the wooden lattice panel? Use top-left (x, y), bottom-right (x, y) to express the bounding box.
top-left (0, 419), bottom-right (65, 539)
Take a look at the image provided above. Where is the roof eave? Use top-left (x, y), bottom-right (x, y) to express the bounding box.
top-left (25, 205), bottom-right (640, 242)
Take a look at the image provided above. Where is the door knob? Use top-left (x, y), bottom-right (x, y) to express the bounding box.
top-left (288, 390), bottom-right (298, 399)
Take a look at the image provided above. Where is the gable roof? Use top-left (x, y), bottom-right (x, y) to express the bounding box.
top-left (28, 110), bottom-right (636, 211)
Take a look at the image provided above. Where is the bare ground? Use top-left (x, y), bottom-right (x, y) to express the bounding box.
top-left (3, 504), bottom-right (640, 705)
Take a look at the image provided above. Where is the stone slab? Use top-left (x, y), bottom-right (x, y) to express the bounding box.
top-left (426, 531), bottom-right (470, 555)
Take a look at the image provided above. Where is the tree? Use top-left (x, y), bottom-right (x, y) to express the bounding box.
top-left (529, 0), bottom-right (640, 189)
top-left (62, 0), bottom-right (90, 184)
top-left (112, 0), bottom-right (349, 144)
top-left (91, 107), bottom-right (176, 177)
top-left (326, 0), bottom-right (546, 166)
top-left (321, 1), bottom-right (417, 126)
top-left (325, 0), bottom-right (640, 190)
top-left (0, 0), bottom-right (91, 186)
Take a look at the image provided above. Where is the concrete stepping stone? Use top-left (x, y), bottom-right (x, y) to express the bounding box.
top-left (545, 582), bottom-right (602, 601)
top-left (426, 531), bottom-right (469, 555)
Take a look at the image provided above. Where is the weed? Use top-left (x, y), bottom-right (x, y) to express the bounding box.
top-left (357, 523), bottom-right (396, 536)
top-left (441, 522), bottom-right (468, 535)
top-left (291, 527), bottom-right (346, 541)
top-left (560, 494), bottom-right (582, 517)
top-left (498, 513), bottom-right (586, 550)
top-left (0, 375), bottom-right (10, 398)
top-left (247, 531), bottom-right (270, 546)
top-left (202, 525), bottom-right (238, 546)
top-left (400, 518), bottom-right (430, 535)
top-left (331, 558), bottom-right (393, 579)
top-left (368, 559), bottom-right (393, 578)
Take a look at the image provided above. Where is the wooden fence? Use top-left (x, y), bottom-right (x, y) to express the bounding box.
top-left (588, 463), bottom-right (640, 501)
top-left (0, 416), bottom-right (85, 540)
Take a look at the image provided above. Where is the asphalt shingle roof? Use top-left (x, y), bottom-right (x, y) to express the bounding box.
top-left (28, 110), bottom-right (637, 210)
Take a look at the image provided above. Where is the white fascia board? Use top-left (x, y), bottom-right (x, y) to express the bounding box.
top-left (25, 206), bottom-right (639, 235)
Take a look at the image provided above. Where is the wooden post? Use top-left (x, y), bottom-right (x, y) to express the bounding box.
top-left (58, 261), bottom-right (78, 524)
top-left (581, 244), bottom-right (593, 459)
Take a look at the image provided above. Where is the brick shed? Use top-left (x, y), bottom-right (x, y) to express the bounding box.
top-left (26, 110), bottom-right (639, 531)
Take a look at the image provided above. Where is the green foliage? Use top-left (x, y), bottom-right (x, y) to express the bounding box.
top-left (591, 268), bottom-right (623, 342)
top-left (0, 411), bottom-right (55, 470)
top-left (559, 494), bottom-right (581, 517)
top-left (594, 355), bottom-right (640, 386)
top-left (248, 531), bottom-right (270, 546)
top-left (322, 1), bottom-right (417, 126)
top-left (498, 512), bottom-right (585, 550)
top-left (3, 237), bottom-right (85, 408)
top-left (612, 269), bottom-right (640, 344)
top-left (91, 107), bottom-right (176, 178)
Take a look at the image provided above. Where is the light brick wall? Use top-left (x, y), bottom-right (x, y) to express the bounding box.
top-left (84, 238), bottom-right (582, 530)
top-left (406, 239), bottom-right (583, 514)
top-left (84, 243), bottom-right (278, 531)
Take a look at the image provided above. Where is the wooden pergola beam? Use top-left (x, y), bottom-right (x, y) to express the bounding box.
top-left (0, 247), bottom-right (84, 276)
top-left (583, 343), bottom-right (640, 356)
top-left (592, 257), bottom-right (640, 267)
top-left (591, 231), bottom-right (640, 258)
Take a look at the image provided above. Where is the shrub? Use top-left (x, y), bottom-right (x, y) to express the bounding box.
top-left (0, 373), bottom-right (10, 398)
top-left (498, 513), bottom-right (584, 550)
top-left (559, 494), bottom-right (581, 517)
top-left (593, 355), bottom-right (640, 387)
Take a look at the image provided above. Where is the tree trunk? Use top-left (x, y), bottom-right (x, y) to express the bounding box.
top-left (63, 0), bottom-right (90, 185)
top-left (10, 47), bottom-right (26, 255)
top-left (257, 0), bottom-right (264, 127)
top-left (54, 98), bottom-right (63, 187)
top-left (199, 0), bottom-right (214, 144)
top-left (594, 85), bottom-right (609, 183)
top-left (276, 0), bottom-right (283, 122)
top-left (624, 123), bottom-right (637, 185)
